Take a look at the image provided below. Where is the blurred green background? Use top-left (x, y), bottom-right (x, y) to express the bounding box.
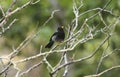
top-left (0, 0), bottom-right (120, 77)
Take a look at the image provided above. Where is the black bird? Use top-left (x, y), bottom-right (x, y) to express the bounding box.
top-left (45, 26), bottom-right (65, 48)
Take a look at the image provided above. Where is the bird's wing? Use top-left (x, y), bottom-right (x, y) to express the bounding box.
top-left (49, 32), bottom-right (58, 41)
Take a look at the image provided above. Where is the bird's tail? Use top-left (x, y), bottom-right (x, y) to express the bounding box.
top-left (45, 41), bottom-right (54, 48)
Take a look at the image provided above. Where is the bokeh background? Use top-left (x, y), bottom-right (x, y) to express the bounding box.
top-left (0, 0), bottom-right (120, 77)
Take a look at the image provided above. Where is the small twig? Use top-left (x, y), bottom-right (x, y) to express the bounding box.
top-left (98, 65), bottom-right (120, 76)
top-left (30, 0), bottom-right (41, 5)
top-left (84, 65), bottom-right (120, 77)
top-left (96, 39), bottom-right (109, 74)
top-left (72, 0), bottom-right (79, 31)
top-left (63, 53), bottom-right (68, 77)
top-left (0, 19), bottom-right (18, 36)
top-left (0, 59), bottom-right (8, 77)
top-left (0, 4), bottom-right (5, 17)
top-left (42, 9), bottom-right (60, 27)
top-left (6, 0), bottom-right (17, 14)
top-left (0, 62), bottom-right (13, 75)
top-left (20, 61), bottom-right (43, 76)
top-left (43, 57), bottom-right (54, 72)
top-left (8, 35), bottom-right (31, 59)
top-left (5, 19), bottom-right (18, 31)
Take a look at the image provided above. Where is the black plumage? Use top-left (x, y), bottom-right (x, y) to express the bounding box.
top-left (45, 26), bottom-right (65, 48)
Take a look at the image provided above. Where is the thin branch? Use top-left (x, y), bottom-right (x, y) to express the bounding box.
top-left (84, 65), bottom-right (120, 77)
top-left (63, 53), bottom-right (68, 77)
top-left (96, 40), bottom-right (109, 74)
top-left (0, 4), bottom-right (5, 17)
top-left (0, 62), bottom-right (13, 75)
top-left (20, 61), bottom-right (43, 76)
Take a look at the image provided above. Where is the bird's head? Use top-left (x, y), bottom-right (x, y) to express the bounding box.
top-left (57, 26), bottom-right (64, 32)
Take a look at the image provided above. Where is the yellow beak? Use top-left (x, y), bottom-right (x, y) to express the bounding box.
top-left (61, 26), bottom-right (64, 28)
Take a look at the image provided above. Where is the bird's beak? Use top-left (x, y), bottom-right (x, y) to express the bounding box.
top-left (61, 26), bottom-right (64, 28)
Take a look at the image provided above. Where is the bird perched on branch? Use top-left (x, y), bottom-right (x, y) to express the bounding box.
top-left (45, 26), bottom-right (65, 48)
